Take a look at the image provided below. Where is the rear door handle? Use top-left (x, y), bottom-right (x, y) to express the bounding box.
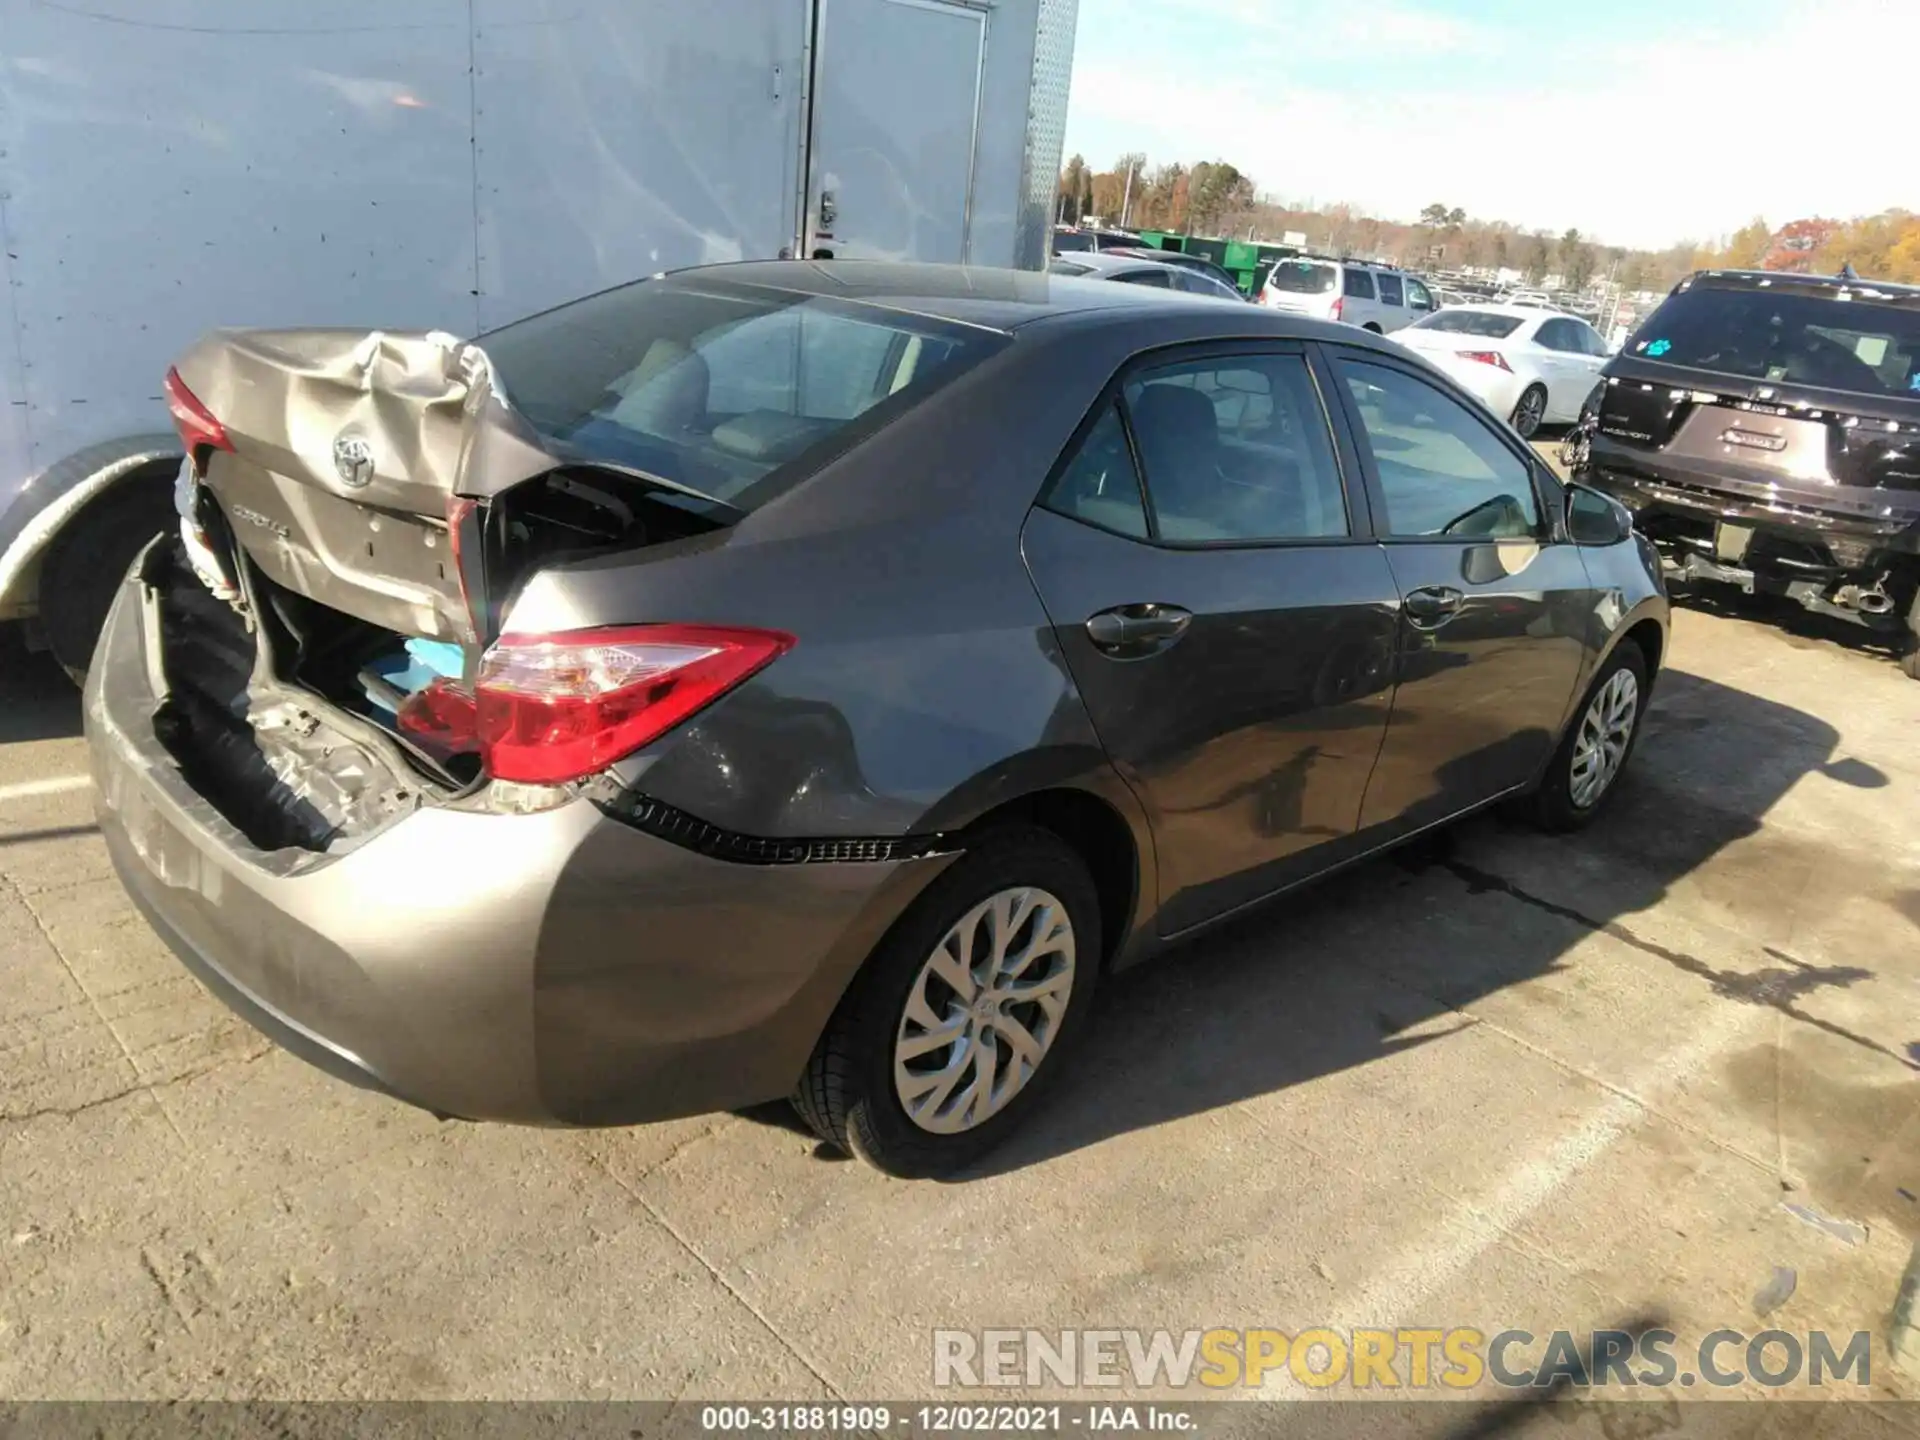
top-left (1402, 586), bottom-right (1464, 628)
top-left (1085, 603), bottom-right (1192, 654)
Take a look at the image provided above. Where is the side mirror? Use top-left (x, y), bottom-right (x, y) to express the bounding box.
top-left (1566, 482), bottom-right (1631, 546)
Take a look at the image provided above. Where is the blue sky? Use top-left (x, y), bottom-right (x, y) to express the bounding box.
top-left (1062, 0), bottom-right (1911, 250)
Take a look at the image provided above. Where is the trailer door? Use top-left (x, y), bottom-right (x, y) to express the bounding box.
top-left (804, 0), bottom-right (987, 263)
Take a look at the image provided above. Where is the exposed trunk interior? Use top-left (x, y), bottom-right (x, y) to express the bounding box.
top-left (149, 465), bottom-right (726, 854)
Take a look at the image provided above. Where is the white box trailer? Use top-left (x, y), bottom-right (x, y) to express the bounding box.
top-left (0, 0), bottom-right (1079, 675)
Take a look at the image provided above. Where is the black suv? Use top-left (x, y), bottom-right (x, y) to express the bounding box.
top-left (1570, 269), bottom-right (1920, 676)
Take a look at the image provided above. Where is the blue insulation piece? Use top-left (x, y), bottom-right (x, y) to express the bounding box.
top-left (363, 639), bottom-right (465, 715)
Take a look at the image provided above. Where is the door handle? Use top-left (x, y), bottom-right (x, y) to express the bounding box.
top-left (1085, 603), bottom-right (1192, 654)
top-left (1402, 586), bottom-right (1464, 628)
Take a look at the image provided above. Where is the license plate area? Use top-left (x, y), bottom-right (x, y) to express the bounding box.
top-left (1714, 522), bottom-right (1755, 563)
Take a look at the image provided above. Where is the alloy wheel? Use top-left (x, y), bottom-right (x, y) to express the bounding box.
top-left (893, 886), bottom-right (1076, 1134)
top-left (1569, 666), bottom-right (1639, 809)
top-left (1513, 388), bottom-right (1545, 438)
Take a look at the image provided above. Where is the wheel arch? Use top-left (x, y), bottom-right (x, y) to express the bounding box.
top-left (1619, 614), bottom-right (1664, 680)
top-left (950, 784), bottom-right (1148, 972)
top-left (0, 434), bottom-right (180, 620)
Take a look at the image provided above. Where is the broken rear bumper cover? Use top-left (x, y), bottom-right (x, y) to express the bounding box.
top-left (1582, 437), bottom-right (1920, 628)
top-left (84, 565), bottom-right (951, 1126)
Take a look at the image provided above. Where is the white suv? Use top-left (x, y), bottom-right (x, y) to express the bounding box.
top-left (1257, 257), bottom-right (1436, 333)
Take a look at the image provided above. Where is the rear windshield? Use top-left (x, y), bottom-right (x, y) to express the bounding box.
top-left (1630, 285), bottom-right (1920, 399)
top-left (1413, 310), bottom-right (1526, 338)
top-left (1049, 259), bottom-right (1095, 276)
top-left (1266, 260), bottom-right (1338, 295)
top-left (478, 279), bottom-right (1003, 512)
top-left (1052, 231), bottom-right (1094, 253)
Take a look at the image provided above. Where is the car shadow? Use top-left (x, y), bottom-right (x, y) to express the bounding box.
top-left (0, 624), bottom-right (83, 743)
top-left (941, 665), bottom-right (1892, 1179)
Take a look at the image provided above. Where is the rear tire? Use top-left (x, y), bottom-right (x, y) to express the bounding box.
top-left (40, 473), bottom-right (177, 684)
top-left (1901, 590), bottom-right (1920, 681)
top-left (1525, 642), bottom-right (1649, 832)
top-left (793, 825), bottom-right (1100, 1179)
top-left (1510, 384), bottom-right (1548, 440)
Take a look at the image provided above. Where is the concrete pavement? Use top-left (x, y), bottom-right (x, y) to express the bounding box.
top-left (1, 605), bottom-right (1916, 1418)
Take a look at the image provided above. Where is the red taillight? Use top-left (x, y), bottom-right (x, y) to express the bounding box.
top-left (471, 624), bottom-right (794, 784)
top-left (397, 677), bottom-right (481, 759)
top-left (1329, 296), bottom-right (1344, 322)
top-left (164, 366), bottom-right (232, 455)
top-left (1459, 350), bottom-right (1513, 371)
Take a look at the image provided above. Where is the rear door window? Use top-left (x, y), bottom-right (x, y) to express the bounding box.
top-left (1631, 284), bottom-right (1920, 397)
top-left (1535, 319), bottom-right (1578, 352)
top-left (1377, 273), bottom-right (1405, 307)
top-left (1039, 403), bottom-right (1150, 538)
top-left (1343, 269), bottom-right (1378, 300)
top-left (1122, 353), bottom-right (1352, 542)
top-left (1175, 270), bottom-right (1242, 300)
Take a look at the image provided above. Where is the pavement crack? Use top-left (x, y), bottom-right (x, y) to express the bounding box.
top-left (582, 1148), bottom-right (846, 1402)
top-left (138, 1246), bottom-right (195, 1337)
top-left (0, 1046), bottom-right (272, 1126)
top-left (1438, 857), bottom-right (1913, 1071)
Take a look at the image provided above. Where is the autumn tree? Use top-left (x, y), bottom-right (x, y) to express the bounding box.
top-left (1523, 231), bottom-right (1552, 283)
top-left (1559, 228), bottom-right (1596, 290)
top-left (1813, 211), bottom-right (1913, 278)
top-left (1719, 216), bottom-right (1773, 268)
top-left (1883, 219), bottom-right (1920, 283)
top-left (1182, 161), bottom-right (1255, 234)
top-left (1133, 162), bottom-right (1188, 231)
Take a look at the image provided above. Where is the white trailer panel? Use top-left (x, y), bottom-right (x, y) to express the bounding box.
top-left (0, 0), bottom-right (1079, 663)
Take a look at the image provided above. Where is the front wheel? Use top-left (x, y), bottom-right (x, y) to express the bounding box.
top-left (1901, 590), bottom-right (1920, 680)
top-left (793, 826), bottom-right (1100, 1178)
top-left (1525, 643), bottom-right (1649, 832)
top-left (1510, 384), bottom-right (1548, 440)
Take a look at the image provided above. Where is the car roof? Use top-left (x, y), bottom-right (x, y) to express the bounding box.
top-left (1685, 268), bottom-right (1920, 309)
top-left (661, 258), bottom-right (1234, 330)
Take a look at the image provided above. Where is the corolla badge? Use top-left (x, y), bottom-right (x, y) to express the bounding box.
top-left (332, 433), bottom-right (376, 488)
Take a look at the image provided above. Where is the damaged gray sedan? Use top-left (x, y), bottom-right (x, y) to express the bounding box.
top-left (88, 262), bottom-right (1667, 1177)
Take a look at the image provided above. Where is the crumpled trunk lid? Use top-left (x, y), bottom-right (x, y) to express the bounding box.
top-left (172, 327), bottom-right (554, 645)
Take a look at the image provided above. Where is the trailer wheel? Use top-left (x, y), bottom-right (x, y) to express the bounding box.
top-left (39, 470), bottom-right (177, 683)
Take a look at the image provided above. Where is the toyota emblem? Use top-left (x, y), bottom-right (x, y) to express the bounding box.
top-left (333, 433), bottom-right (376, 488)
